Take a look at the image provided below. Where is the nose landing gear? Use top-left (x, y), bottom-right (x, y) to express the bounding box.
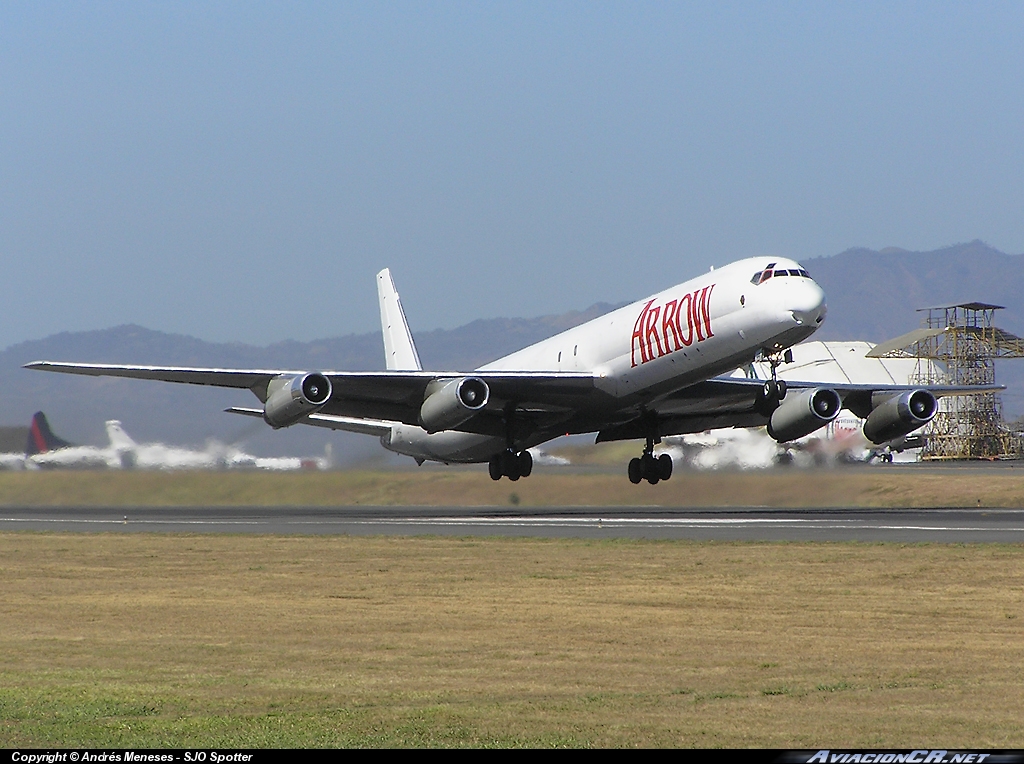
top-left (489, 449), bottom-right (533, 481)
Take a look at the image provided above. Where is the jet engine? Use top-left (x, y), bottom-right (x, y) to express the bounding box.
top-left (419, 377), bottom-right (490, 433)
top-left (862, 389), bottom-right (937, 445)
top-left (262, 373), bottom-right (333, 429)
top-left (767, 387), bottom-right (842, 442)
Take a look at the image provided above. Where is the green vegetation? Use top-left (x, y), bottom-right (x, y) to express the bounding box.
top-left (2, 533), bottom-right (1023, 747)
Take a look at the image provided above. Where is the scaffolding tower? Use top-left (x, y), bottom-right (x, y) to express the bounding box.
top-left (867, 302), bottom-right (1024, 459)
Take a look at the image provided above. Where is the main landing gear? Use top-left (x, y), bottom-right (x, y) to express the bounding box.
top-left (490, 405), bottom-right (534, 481)
top-left (489, 449), bottom-right (533, 481)
top-left (628, 433), bottom-right (673, 485)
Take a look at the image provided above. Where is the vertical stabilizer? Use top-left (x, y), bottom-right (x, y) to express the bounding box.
top-left (105, 421), bottom-right (137, 451)
top-left (377, 268), bottom-right (423, 371)
top-left (25, 412), bottom-right (73, 456)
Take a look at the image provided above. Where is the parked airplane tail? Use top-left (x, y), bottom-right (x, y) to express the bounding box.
top-left (104, 420), bottom-right (138, 451)
top-left (25, 412), bottom-right (73, 456)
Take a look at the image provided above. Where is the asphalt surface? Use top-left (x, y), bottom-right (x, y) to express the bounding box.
top-left (3, 505), bottom-right (1024, 542)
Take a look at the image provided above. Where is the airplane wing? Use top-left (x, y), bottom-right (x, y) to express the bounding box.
top-left (24, 361), bottom-right (603, 436)
top-left (597, 375), bottom-right (1003, 442)
top-left (25, 361), bottom-right (1001, 444)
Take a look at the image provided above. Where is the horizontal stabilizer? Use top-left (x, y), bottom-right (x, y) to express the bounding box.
top-left (225, 407), bottom-right (394, 436)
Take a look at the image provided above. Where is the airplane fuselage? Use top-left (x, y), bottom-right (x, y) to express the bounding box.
top-left (381, 256), bottom-right (827, 463)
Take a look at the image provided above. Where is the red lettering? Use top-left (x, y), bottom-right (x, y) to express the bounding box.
top-left (700, 284), bottom-right (715, 338)
top-left (630, 299), bottom-right (655, 367)
top-left (676, 293), bottom-right (694, 346)
top-left (645, 305), bottom-right (664, 360)
top-left (691, 289), bottom-right (706, 342)
top-left (661, 300), bottom-right (681, 352)
top-left (631, 283), bottom-right (714, 365)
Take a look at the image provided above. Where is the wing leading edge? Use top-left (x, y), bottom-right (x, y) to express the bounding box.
top-left (24, 361), bottom-right (602, 431)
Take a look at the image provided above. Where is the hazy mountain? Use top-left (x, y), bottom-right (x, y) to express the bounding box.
top-left (3, 240), bottom-right (1023, 461)
top-left (804, 240), bottom-right (1024, 416)
top-left (0, 304), bottom-right (622, 459)
top-left (806, 240), bottom-right (1024, 341)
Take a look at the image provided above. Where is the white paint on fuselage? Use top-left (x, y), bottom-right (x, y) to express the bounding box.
top-left (381, 257), bottom-right (827, 464)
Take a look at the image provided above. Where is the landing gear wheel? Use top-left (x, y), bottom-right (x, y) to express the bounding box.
top-left (502, 451), bottom-right (522, 481)
top-left (518, 450), bottom-right (533, 478)
top-left (491, 449), bottom-right (532, 480)
top-left (627, 413), bottom-right (669, 485)
top-left (642, 453), bottom-right (660, 485)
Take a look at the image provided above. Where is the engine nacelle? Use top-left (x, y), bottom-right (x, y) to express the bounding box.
top-left (767, 387), bottom-right (842, 443)
top-left (863, 389), bottom-right (937, 445)
top-left (263, 372), bottom-right (333, 429)
top-left (419, 377), bottom-right (489, 434)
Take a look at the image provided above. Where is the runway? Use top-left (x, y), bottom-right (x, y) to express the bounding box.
top-left (3, 505), bottom-right (1024, 541)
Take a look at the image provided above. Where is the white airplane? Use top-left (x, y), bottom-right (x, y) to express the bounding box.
top-left (22, 412), bottom-right (328, 471)
top-left (26, 257), bottom-right (993, 484)
top-left (23, 411), bottom-right (115, 468)
top-left (25, 413), bottom-right (224, 469)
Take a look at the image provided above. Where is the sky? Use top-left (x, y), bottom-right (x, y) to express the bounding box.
top-left (3, 1), bottom-right (1023, 347)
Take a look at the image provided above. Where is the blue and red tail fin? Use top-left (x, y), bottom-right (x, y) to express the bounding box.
top-left (26, 412), bottom-right (73, 456)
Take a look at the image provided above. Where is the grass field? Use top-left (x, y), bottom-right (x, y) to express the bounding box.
top-left (3, 466), bottom-right (1024, 507)
top-left (2, 532), bottom-right (1024, 747)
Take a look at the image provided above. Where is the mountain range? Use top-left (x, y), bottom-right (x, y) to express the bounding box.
top-left (3, 241), bottom-right (1023, 460)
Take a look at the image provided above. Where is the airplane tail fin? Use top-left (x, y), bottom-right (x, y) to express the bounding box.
top-left (104, 420), bottom-right (137, 451)
top-left (377, 268), bottom-right (423, 371)
top-left (25, 412), bottom-right (73, 456)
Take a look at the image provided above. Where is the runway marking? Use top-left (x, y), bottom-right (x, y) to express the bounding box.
top-left (3, 515), bottom-right (1024, 533)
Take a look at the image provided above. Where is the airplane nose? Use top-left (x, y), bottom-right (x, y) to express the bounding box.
top-left (787, 280), bottom-right (827, 327)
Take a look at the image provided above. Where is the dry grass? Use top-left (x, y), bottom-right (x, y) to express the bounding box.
top-left (2, 467), bottom-right (1024, 507)
top-left (1, 533), bottom-right (1024, 747)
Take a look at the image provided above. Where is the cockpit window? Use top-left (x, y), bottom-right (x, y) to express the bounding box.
top-left (752, 263), bottom-right (812, 284)
top-left (750, 263), bottom-right (776, 285)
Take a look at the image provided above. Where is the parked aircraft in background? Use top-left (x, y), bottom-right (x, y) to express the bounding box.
top-left (12, 412), bottom-right (329, 471)
top-left (663, 414), bottom-right (925, 470)
top-left (25, 411), bottom-right (116, 468)
top-left (28, 258), bottom-right (995, 484)
top-left (792, 413), bottom-right (925, 464)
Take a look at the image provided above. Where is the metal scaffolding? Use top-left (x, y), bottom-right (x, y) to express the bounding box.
top-left (867, 302), bottom-right (1024, 460)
